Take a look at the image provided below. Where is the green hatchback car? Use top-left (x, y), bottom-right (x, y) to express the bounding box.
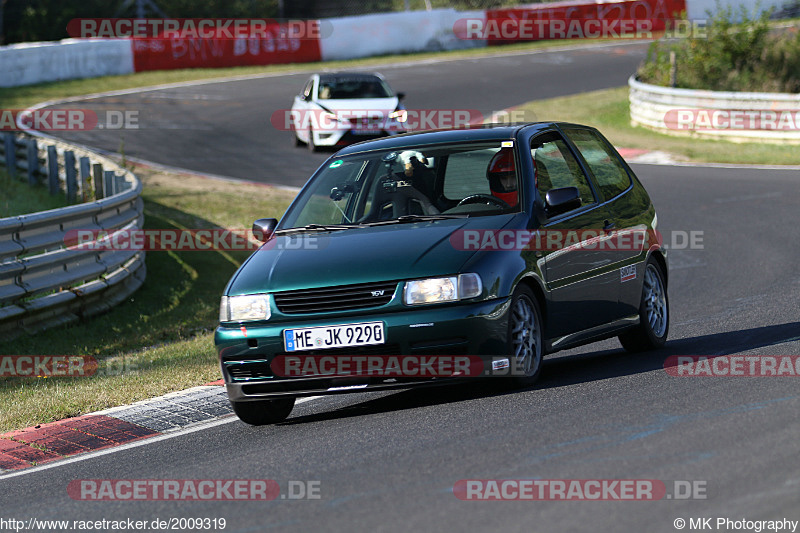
top-left (215, 123), bottom-right (669, 424)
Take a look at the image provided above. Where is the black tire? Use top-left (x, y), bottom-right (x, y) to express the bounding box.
top-left (292, 130), bottom-right (304, 147)
top-left (307, 127), bottom-right (318, 152)
top-left (231, 397), bottom-right (295, 425)
top-left (505, 285), bottom-right (544, 387)
top-left (619, 259), bottom-right (669, 352)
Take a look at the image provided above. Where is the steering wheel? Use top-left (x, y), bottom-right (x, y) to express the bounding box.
top-left (456, 194), bottom-right (511, 210)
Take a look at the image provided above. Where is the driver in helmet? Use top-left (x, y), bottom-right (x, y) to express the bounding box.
top-left (486, 147), bottom-right (518, 208)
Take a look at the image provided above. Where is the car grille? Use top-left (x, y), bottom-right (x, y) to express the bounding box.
top-left (273, 281), bottom-right (398, 314)
top-left (226, 361), bottom-right (273, 381)
top-left (348, 116), bottom-right (384, 126)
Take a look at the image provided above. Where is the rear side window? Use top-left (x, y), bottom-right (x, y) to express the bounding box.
top-left (531, 135), bottom-right (596, 209)
top-left (565, 128), bottom-right (631, 200)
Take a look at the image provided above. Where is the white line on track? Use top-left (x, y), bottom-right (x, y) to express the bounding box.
top-left (0, 397), bottom-right (320, 481)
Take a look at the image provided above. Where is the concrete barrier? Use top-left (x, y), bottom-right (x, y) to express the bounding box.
top-left (319, 9), bottom-right (485, 61)
top-left (629, 75), bottom-right (800, 143)
top-left (0, 39), bottom-right (134, 88)
top-left (685, 0), bottom-right (782, 20)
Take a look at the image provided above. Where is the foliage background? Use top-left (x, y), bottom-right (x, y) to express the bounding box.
top-left (638, 6), bottom-right (800, 92)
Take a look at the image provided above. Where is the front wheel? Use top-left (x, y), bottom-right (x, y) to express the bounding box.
top-left (506, 285), bottom-right (544, 387)
top-left (292, 130), bottom-right (304, 147)
top-left (231, 397), bottom-right (295, 425)
top-left (619, 260), bottom-right (669, 352)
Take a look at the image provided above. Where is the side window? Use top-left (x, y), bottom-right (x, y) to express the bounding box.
top-left (293, 160), bottom-right (365, 226)
top-left (565, 128), bottom-right (631, 200)
top-left (530, 134), bottom-right (596, 210)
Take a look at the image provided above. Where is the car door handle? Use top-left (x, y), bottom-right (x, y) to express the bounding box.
top-left (603, 220), bottom-right (616, 231)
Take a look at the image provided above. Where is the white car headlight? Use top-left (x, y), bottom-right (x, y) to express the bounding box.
top-left (404, 274), bottom-right (482, 305)
top-left (219, 294), bottom-right (270, 322)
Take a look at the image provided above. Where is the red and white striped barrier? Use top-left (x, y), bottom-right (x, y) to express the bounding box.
top-left (0, 0), bottom-right (783, 87)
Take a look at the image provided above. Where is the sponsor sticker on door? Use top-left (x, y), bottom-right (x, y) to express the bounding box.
top-left (620, 265), bottom-right (637, 282)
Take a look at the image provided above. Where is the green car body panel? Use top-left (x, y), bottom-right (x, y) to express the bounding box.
top-left (214, 122), bottom-right (667, 403)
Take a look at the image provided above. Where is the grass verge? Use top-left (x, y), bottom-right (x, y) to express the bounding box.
top-left (0, 168), bottom-right (71, 217)
top-left (0, 168), bottom-right (295, 432)
top-left (516, 86), bottom-right (800, 165)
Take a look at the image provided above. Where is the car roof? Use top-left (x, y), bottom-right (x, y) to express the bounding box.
top-left (334, 122), bottom-right (564, 155)
top-left (317, 72), bottom-right (384, 82)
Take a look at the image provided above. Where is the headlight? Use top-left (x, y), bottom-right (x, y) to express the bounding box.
top-left (389, 109), bottom-right (408, 122)
top-left (404, 274), bottom-right (482, 305)
top-left (219, 294), bottom-right (270, 322)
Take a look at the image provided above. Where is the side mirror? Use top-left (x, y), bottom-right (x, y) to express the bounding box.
top-left (545, 187), bottom-right (581, 217)
top-left (396, 92), bottom-right (406, 101)
top-left (252, 218), bottom-right (278, 242)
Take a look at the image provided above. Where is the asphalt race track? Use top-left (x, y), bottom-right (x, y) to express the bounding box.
top-left (46, 42), bottom-right (648, 186)
top-left (4, 43), bottom-right (799, 532)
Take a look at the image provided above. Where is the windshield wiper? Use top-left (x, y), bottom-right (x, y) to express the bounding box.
top-left (361, 214), bottom-right (469, 226)
top-left (275, 223), bottom-right (354, 235)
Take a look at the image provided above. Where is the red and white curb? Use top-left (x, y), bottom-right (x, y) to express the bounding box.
top-left (616, 147), bottom-right (679, 165)
top-left (0, 383), bottom-right (231, 473)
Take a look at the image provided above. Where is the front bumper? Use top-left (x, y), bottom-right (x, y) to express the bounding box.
top-left (312, 124), bottom-right (406, 147)
top-left (215, 297), bottom-right (511, 401)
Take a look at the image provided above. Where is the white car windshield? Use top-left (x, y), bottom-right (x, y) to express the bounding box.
top-left (317, 76), bottom-right (393, 99)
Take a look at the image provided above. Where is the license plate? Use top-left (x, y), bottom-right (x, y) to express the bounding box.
top-left (284, 322), bottom-right (384, 352)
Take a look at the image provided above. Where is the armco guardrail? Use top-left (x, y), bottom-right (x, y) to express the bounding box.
top-left (629, 75), bottom-right (800, 143)
top-left (0, 132), bottom-right (145, 339)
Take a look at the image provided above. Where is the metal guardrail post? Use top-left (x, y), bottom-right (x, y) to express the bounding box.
top-left (79, 157), bottom-right (91, 201)
top-left (47, 145), bottom-right (59, 195)
top-left (93, 163), bottom-right (104, 199)
top-left (3, 134), bottom-right (17, 178)
top-left (104, 170), bottom-right (116, 197)
top-left (114, 173), bottom-right (126, 193)
top-left (65, 151), bottom-right (78, 203)
top-left (26, 138), bottom-right (38, 185)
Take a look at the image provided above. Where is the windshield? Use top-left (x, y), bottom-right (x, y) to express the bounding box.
top-left (280, 142), bottom-right (521, 230)
top-left (317, 77), bottom-right (393, 99)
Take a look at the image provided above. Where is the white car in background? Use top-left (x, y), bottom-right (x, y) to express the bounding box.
top-left (290, 72), bottom-right (407, 151)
